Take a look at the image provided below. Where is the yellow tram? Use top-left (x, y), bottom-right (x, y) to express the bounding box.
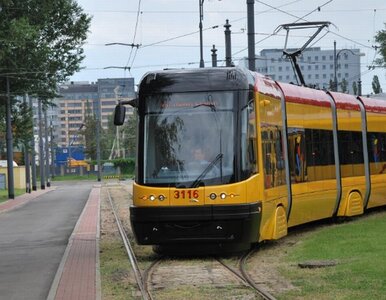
top-left (114, 67), bottom-right (386, 254)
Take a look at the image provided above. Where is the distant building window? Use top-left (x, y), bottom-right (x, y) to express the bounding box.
top-left (102, 108), bottom-right (115, 113)
top-left (344, 64), bottom-right (349, 69)
top-left (330, 64), bottom-right (333, 69)
top-left (102, 100), bottom-right (116, 105)
top-left (315, 74), bottom-right (319, 79)
top-left (322, 65), bottom-right (326, 70)
top-left (315, 65), bottom-right (319, 70)
top-left (286, 66), bottom-right (290, 71)
top-left (323, 74), bottom-right (327, 79)
top-left (68, 109), bottom-right (82, 114)
top-left (307, 56), bottom-right (311, 61)
top-left (279, 75), bottom-right (283, 80)
top-left (345, 73), bottom-right (349, 78)
top-left (330, 55), bottom-right (333, 60)
top-left (308, 65), bottom-right (312, 70)
top-left (315, 56), bottom-right (319, 61)
top-left (278, 66), bottom-right (282, 72)
top-left (308, 74), bottom-right (312, 79)
top-left (322, 56), bottom-right (326, 61)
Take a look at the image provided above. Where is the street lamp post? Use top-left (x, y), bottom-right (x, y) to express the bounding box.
top-left (334, 41), bottom-right (364, 93)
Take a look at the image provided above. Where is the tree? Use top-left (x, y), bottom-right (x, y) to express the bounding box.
top-left (0, 1), bottom-right (91, 155)
top-left (372, 75), bottom-right (383, 94)
top-left (81, 114), bottom-right (113, 161)
top-left (122, 112), bottom-right (137, 158)
top-left (328, 79), bottom-right (335, 91)
top-left (352, 81), bottom-right (358, 95)
top-left (340, 78), bottom-right (348, 93)
top-left (375, 23), bottom-right (386, 67)
top-left (0, 1), bottom-right (91, 99)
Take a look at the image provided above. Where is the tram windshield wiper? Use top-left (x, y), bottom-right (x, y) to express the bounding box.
top-left (190, 153), bottom-right (223, 188)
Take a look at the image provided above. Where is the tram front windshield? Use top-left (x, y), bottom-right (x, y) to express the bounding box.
top-left (143, 91), bottom-right (235, 187)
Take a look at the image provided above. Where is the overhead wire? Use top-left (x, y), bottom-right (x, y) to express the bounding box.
top-left (124, 0), bottom-right (142, 70)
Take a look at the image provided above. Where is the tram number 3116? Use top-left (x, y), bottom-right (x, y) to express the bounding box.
top-left (174, 190), bottom-right (199, 199)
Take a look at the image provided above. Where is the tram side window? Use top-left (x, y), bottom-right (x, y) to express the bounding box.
top-left (288, 129), bottom-right (307, 183)
top-left (262, 126), bottom-right (286, 188)
top-left (305, 129), bottom-right (335, 181)
top-left (338, 130), bottom-right (364, 177)
top-left (367, 132), bottom-right (386, 175)
top-left (241, 100), bottom-right (257, 178)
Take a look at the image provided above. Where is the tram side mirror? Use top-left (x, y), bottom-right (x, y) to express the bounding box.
top-left (114, 104), bottom-right (126, 126)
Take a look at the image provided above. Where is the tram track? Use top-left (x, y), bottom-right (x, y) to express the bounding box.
top-left (106, 184), bottom-right (277, 300)
top-left (106, 187), bottom-right (154, 300)
top-left (216, 250), bottom-right (277, 300)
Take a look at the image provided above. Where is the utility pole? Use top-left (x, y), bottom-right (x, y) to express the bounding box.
top-left (211, 45), bottom-right (217, 67)
top-left (224, 20), bottom-right (232, 67)
top-left (29, 96), bottom-right (37, 191)
top-left (5, 76), bottom-right (15, 199)
top-left (38, 99), bottom-right (45, 190)
top-left (358, 79), bottom-right (362, 96)
top-left (247, 0), bottom-right (256, 71)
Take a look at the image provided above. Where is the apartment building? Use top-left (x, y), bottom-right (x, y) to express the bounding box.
top-left (56, 77), bottom-right (135, 147)
top-left (239, 47), bottom-right (362, 94)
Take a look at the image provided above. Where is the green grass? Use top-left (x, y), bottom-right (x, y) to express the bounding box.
top-left (0, 188), bottom-right (25, 203)
top-left (279, 210), bottom-right (386, 300)
top-left (99, 240), bottom-right (139, 300)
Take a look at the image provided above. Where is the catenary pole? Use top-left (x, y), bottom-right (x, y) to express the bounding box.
top-left (23, 94), bottom-right (31, 193)
top-left (5, 76), bottom-right (15, 199)
top-left (29, 96), bottom-right (37, 190)
top-left (38, 99), bottom-right (45, 189)
top-left (247, 0), bottom-right (256, 71)
top-left (44, 106), bottom-right (51, 187)
top-left (224, 20), bottom-right (232, 67)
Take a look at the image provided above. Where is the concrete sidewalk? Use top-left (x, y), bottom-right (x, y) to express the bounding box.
top-left (47, 185), bottom-right (101, 300)
top-left (0, 187), bottom-right (55, 214)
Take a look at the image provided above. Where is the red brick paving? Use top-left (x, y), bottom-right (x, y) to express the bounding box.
top-left (49, 186), bottom-right (101, 300)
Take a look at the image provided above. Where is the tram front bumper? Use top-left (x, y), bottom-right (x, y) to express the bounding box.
top-left (130, 202), bottom-right (262, 245)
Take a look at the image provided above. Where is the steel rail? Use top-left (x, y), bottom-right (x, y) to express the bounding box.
top-left (106, 188), bottom-right (151, 300)
top-left (215, 249), bottom-right (277, 300)
top-left (239, 249), bottom-right (278, 300)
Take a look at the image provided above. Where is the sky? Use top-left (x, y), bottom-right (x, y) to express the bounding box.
top-left (71, 0), bottom-right (386, 95)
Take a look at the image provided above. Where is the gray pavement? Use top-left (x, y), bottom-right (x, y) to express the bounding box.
top-left (0, 181), bottom-right (95, 300)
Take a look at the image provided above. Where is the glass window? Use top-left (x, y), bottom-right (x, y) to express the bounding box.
top-left (338, 130), bottom-right (364, 177)
top-left (288, 128), bottom-right (307, 183)
top-left (262, 126), bottom-right (286, 188)
top-left (241, 100), bottom-right (257, 177)
top-left (143, 92), bottom-right (235, 187)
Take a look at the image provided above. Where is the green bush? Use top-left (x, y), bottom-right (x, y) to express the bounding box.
top-left (112, 158), bottom-right (135, 174)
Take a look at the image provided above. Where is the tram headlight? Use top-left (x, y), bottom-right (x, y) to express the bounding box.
top-left (149, 195), bottom-right (156, 201)
top-left (158, 195), bottom-right (166, 201)
top-left (220, 193), bottom-right (227, 200)
top-left (209, 193), bottom-right (217, 200)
